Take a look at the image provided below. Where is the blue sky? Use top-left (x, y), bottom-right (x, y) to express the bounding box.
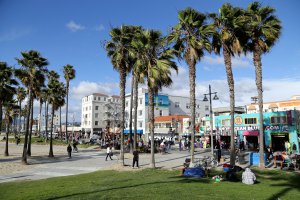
top-left (1, 0), bottom-right (300, 121)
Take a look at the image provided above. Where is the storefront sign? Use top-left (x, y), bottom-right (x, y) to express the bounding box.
top-left (265, 125), bottom-right (288, 132)
top-left (221, 126), bottom-right (259, 131)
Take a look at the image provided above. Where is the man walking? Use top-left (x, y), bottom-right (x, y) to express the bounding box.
top-left (132, 150), bottom-right (139, 168)
top-left (105, 145), bottom-right (113, 161)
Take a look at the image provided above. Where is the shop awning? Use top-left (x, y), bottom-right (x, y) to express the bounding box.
top-left (123, 129), bottom-right (143, 134)
top-left (243, 131), bottom-right (259, 136)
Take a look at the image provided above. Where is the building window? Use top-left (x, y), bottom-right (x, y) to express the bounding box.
top-left (222, 119), bottom-right (230, 126)
top-left (159, 110), bottom-right (162, 116)
top-left (104, 97), bottom-right (106, 101)
top-left (270, 116), bottom-right (287, 124)
top-left (95, 106), bottom-right (99, 110)
top-left (139, 98), bottom-right (142, 104)
top-left (95, 113), bottom-right (99, 118)
top-left (186, 104), bottom-right (190, 109)
top-left (139, 121), bottom-right (142, 128)
top-left (197, 104), bottom-right (200, 109)
top-left (175, 102), bottom-right (180, 108)
top-left (98, 97), bottom-right (100, 100)
top-left (139, 110), bottom-right (142, 116)
top-left (95, 121), bottom-right (98, 126)
top-left (205, 106), bottom-right (209, 111)
top-left (94, 97), bottom-right (96, 100)
top-left (86, 107), bottom-right (88, 111)
top-left (126, 101), bottom-right (129, 107)
top-left (166, 123), bottom-right (171, 128)
top-left (245, 118), bottom-right (257, 125)
top-left (85, 114), bottom-right (88, 118)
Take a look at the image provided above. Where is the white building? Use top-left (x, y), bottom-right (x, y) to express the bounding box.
top-left (124, 88), bottom-right (209, 140)
top-left (81, 93), bottom-right (121, 136)
top-left (246, 95), bottom-right (300, 113)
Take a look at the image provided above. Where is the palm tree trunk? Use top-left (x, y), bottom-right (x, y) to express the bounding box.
top-left (119, 66), bottom-right (126, 166)
top-left (66, 82), bottom-right (69, 143)
top-left (22, 89), bottom-right (32, 164)
top-left (223, 47), bottom-right (236, 166)
top-left (128, 73), bottom-right (134, 153)
top-left (38, 100), bottom-right (42, 137)
top-left (59, 106), bottom-right (62, 140)
top-left (188, 58), bottom-right (196, 163)
top-left (133, 77), bottom-right (138, 151)
top-left (0, 101), bottom-right (3, 134)
top-left (45, 102), bottom-right (49, 141)
top-left (27, 98), bottom-right (34, 156)
top-left (5, 119), bottom-right (10, 156)
top-left (149, 86), bottom-right (155, 168)
top-left (19, 101), bottom-right (22, 134)
top-left (254, 42), bottom-right (265, 169)
top-left (49, 105), bottom-right (54, 157)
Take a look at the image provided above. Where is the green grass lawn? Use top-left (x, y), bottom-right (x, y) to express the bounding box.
top-left (0, 169), bottom-right (299, 200)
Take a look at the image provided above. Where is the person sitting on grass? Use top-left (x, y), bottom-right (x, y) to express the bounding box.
top-left (242, 168), bottom-right (256, 185)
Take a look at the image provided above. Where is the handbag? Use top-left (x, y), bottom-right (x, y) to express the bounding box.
top-left (110, 152), bottom-right (113, 156)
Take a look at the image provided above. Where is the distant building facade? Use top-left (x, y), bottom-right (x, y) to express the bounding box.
top-left (81, 93), bottom-right (121, 136)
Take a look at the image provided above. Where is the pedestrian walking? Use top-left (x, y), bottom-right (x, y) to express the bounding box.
top-left (67, 144), bottom-right (72, 158)
top-left (132, 150), bottom-right (139, 168)
top-left (105, 145), bottom-right (113, 161)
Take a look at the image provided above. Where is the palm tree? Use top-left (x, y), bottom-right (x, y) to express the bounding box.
top-left (16, 87), bottom-right (26, 135)
top-left (0, 62), bottom-right (18, 136)
top-left (63, 64), bottom-right (76, 143)
top-left (168, 8), bottom-right (213, 162)
top-left (48, 70), bottom-right (66, 157)
top-left (131, 29), bottom-right (178, 168)
top-left (105, 25), bottom-right (139, 165)
top-left (210, 4), bottom-right (248, 165)
top-left (246, 2), bottom-right (282, 168)
top-left (4, 100), bottom-right (18, 156)
top-left (15, 50), bottom-right (48, 164)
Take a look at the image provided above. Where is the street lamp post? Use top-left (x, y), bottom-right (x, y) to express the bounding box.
top-left (203, 84), bottom-right (219, 156)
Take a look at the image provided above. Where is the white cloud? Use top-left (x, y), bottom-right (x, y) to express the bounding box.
top-left (162, 67), bottom-right (300, 107)
top-left (94, 24), bottom-right (105, 31)
top-left (70, 81), bottom-right (119, 100)
top-left (203, 55), bottom-right (252, 68)
top-left (66, 21), bottom-right (85, 32)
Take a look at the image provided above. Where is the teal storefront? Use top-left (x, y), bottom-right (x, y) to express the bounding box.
top-left (206, 110), bottom-right (299, 153)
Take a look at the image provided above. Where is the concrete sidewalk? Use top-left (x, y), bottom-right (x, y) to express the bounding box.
top-left (0, 142), bottom-right (287, 183)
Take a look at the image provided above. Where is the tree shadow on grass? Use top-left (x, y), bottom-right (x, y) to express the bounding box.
top-left (44, 180), bottom-right (176, 200)
top-left (252, 170), bottom-right (300, 200)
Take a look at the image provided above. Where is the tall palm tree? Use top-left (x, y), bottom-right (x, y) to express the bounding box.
top-left (168, 8), bottom-right (213, 162)
top-left (246, 2), bottom-right (281, 168)
top-left (0, 62), bottom-right (18, 135)
top-left (63, 64), bottom-right (76, 143)
top-left (210, 4), bottom-right (248, 165)
top-left (16, 87), bottom-right (26, 135)
top-left (48, 70), bottom-right (66, 157)
top-left (131, 29), bottom-right (178, 168)
top-left (15, 50), bottom-right (48, 164)
top-left (105, 25), bottom-right (140, 165)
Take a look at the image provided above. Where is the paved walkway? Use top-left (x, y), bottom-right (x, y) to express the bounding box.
top-left (0, 142), bottom-right (283, 183)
